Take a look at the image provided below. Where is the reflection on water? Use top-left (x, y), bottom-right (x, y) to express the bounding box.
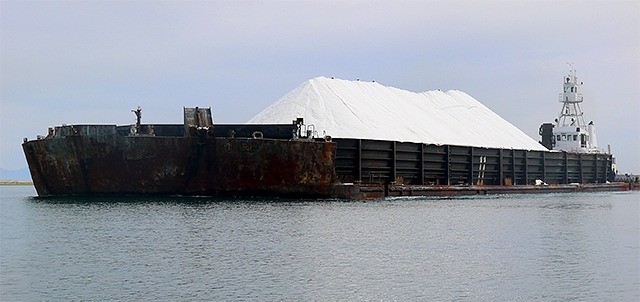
top-left (1, 186), bottom-right (638, 301)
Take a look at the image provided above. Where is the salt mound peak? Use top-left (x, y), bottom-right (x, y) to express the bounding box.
top-left (248, 76), bottom-right (546, 151)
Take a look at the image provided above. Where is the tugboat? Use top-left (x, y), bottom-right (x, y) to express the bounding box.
top-left (539, 64), bottom-right (604, 154)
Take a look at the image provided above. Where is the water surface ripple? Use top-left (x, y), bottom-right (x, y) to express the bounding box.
top-left (1, 186), bottom-right (638, 301)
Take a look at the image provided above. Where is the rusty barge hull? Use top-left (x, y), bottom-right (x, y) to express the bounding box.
top-left (22, 107), bottom-right (628, 199)
top-left (23, 124), bottom-right (337, 197)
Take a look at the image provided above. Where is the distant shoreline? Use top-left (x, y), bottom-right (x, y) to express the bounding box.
top-left (0, 181), bottom-right (33, 186)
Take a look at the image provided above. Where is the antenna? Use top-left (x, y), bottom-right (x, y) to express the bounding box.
top-left (566, 61), bottom-right (574, 70)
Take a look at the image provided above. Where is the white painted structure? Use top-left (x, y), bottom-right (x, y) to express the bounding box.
top-left (552, 66), bottom-right (602, 153)
top-left (249, 77), bottom-right (547, 151)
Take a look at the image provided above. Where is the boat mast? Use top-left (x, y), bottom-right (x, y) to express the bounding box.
top-left (556, 62), bottom-right (587, 129)
top-left (551, 63), bottom-right (600, 153)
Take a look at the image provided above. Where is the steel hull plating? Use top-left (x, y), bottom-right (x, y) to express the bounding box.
top-left (23, 133), bottom-right (337, 197)
top-left (22, 125), bottom-right (629, 199)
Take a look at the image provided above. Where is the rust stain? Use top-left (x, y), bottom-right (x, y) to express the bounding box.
top-left (23, 126), bottom-right (338, 197)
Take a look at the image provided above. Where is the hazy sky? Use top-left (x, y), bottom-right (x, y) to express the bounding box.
top-left (1, 0), bottom-right (639, 173)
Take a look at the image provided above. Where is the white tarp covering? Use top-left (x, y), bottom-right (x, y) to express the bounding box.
top-left (248, 77), bottom-right (547, 151)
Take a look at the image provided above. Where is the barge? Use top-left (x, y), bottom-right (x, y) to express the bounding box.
top-left (23, 109), bottom-right (337, 197)
top-left (22, 69), bottom-right (633, 199)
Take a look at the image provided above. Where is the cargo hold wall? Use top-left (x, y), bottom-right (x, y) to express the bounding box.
top-left (333, 138), bottom-right (614, 186)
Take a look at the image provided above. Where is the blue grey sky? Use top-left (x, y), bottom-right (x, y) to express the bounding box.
top-left (1, 0), bottom-right (639, 173)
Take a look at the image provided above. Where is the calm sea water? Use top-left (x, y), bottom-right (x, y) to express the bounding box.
top-left (1, 185), bottom-right (638, 301)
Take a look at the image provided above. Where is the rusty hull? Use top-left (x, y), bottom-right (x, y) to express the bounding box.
top-left (22, 123), bottom-right (631, 199)
top-left (23, 129), bottom-right (338, 197)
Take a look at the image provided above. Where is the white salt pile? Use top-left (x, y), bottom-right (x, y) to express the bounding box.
top-left (248, 77), bottom-right (546, 151)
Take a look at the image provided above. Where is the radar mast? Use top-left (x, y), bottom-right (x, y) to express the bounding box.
top-left (549, 63), bottom-right (601, 153)
top-left (556, 63), bottom-right (587, 129)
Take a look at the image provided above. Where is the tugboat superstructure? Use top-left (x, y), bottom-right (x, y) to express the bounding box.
top-left (540, 65), bottom-right (602, 153)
